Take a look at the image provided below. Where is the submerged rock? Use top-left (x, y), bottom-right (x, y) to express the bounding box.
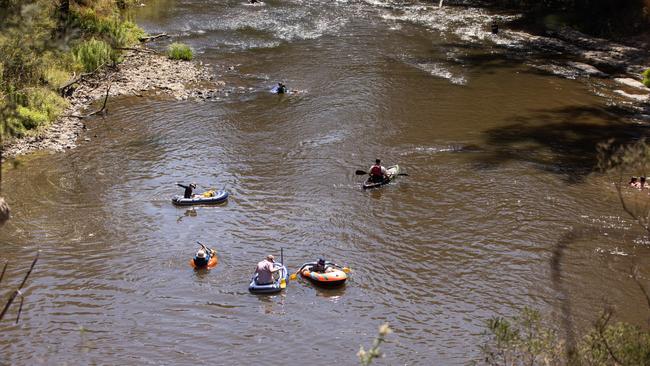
top-left (614, 90), bottom-right (649, 102)
top-left (566, 61), bottom-right (608, 77)
top-left (614, 78), bottom-right (648, 90)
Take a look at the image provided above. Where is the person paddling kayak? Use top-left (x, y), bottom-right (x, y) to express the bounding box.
top-left (177, 183), bottom-right (197, 198)
top-left (368, 159), bottom-right (388, 183)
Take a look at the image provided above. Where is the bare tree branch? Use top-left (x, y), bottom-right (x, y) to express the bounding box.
top-left (113, 47), bottom-right (159, 54)
top-left (596, 309), bottom-right (625, 366)
top-left (58, 62), bottom-right (107, 96)
top-left (138, 33), bottom-right (169, 42)
top-left (0, 251), bottom-right (39, 322)
top-left (0, 261), bottom-right (7, 285)
top-left (632, 266), bottom-right (650, 310)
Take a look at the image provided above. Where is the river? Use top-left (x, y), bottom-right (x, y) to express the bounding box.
top-left (1, 0), bottom-right (649, 364)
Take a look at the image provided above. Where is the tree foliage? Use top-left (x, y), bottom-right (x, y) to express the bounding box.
top-left (478, 307), bottom-right (650, 366)
top-left (597, 139), bottom-right (650, 235)
top-left (0, 0), bottom-right (144, 139)
top-left (482, 0), bottom-right (650, 35)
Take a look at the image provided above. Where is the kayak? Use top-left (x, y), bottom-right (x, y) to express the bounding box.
top-left (363, 165), bottom-right (400, 189)
top-left (172, 190), bottom-right (229, 206)
top-left (189, 249), bottom-right (218, 269)
top-left (299, 261), bottom-right (348, 287)
top-left (249, 263), bottom-right (288, 294)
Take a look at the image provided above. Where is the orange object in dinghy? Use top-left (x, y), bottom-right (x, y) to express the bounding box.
top-left (300, 262), bottom-right (347, 286)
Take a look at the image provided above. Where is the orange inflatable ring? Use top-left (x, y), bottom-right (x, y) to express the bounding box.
top-left (189, 250), bottom-right (218, 269)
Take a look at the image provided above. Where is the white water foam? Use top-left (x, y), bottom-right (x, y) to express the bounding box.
top-left (415, 62), bottom-right (467, 85)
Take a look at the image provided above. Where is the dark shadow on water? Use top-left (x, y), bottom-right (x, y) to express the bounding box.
top-left (474, 104), bottom-right (650, 183)
top-left (177, 208), bottom-right (198, 223)
top-left (550, 228), bottom-right (579, 355)
top-left (314, 284), bottom-right (347, 298)
top-left (368, 188), bottom-right (384, 200)
top-left (192, 266), bottom-right (211, 280)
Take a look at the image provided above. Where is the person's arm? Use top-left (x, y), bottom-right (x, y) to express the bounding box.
top-left (178, 183), bottom-right (188, 189)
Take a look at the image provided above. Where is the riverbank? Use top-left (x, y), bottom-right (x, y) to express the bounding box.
top-left (4, 46), bottom-right (221, 158)
top-left (494, 22), bottom-right (649, 116)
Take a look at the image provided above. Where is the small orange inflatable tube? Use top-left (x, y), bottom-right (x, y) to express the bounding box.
top-left (189, 249), bottom-right (218, 269)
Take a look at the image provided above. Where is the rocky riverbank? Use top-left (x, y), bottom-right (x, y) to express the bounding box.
top-left (4, 47), bottom-right (223, 158)
top-left (494, 24), bottom-right (649, 117)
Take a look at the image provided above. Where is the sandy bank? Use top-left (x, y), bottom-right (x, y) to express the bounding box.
top-left (4, 47), bottom-right (222, 158)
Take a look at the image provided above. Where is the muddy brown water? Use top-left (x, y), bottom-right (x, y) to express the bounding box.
top-left (1, 1), bottom-right (649, 364)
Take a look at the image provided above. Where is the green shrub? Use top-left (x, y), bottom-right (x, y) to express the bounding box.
top-left (478, 307), bottom-right (650, 366)
top-left (642, 69), bottom-right (650, 88)
top-left (74, 38), bottom-right (113, 72)
top-left (9, 88), bottom-right (68, 133)
top-left (71, 8), bottom-right (145, 48)
top-left (167, 43), bottom-right (193, 61)
top-left (26, 88), bottom-right (68, 121)
top-left (17, 106), bottom-right (48, 129)
top-left (44, 67), bottom-right (71, 89)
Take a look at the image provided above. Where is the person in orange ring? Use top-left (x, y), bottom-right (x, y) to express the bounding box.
top-left (193, 248), bottom-right (211, 267)
top-left (255, 255), bottom-right (280, 285)
top-left (368, 159), bottom-right (387, 183)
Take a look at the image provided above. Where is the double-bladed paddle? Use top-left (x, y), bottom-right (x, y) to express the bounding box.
top-left (355, 169), bottom-right (409, 176)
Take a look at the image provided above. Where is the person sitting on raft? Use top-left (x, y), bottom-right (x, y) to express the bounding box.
top-left (255, 255), bottom-right (280, 285)
top-left (193, 248), bottom-right (211, 267)
top-left (312, 258), bottom-right (334, 273)
top-left (177, 183), bottom-right (197, 198)
top-left (629, 177), bottom-right (642, 189)
top-left (276, 82), bottom-right (287, 94)
top-left (368, 159), bottom-right (388, 183)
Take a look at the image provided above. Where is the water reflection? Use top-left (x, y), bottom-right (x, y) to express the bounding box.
top-left (176, 208), bottom-right (198, 223)
top-left (192, 266), bottom-right (212, 280)
top-left (255, 294), bottom-right (286, 315)
top-left (368, 188), bottom-right (384, 200)
top-left (314, 285), bottom-right (347, 300)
